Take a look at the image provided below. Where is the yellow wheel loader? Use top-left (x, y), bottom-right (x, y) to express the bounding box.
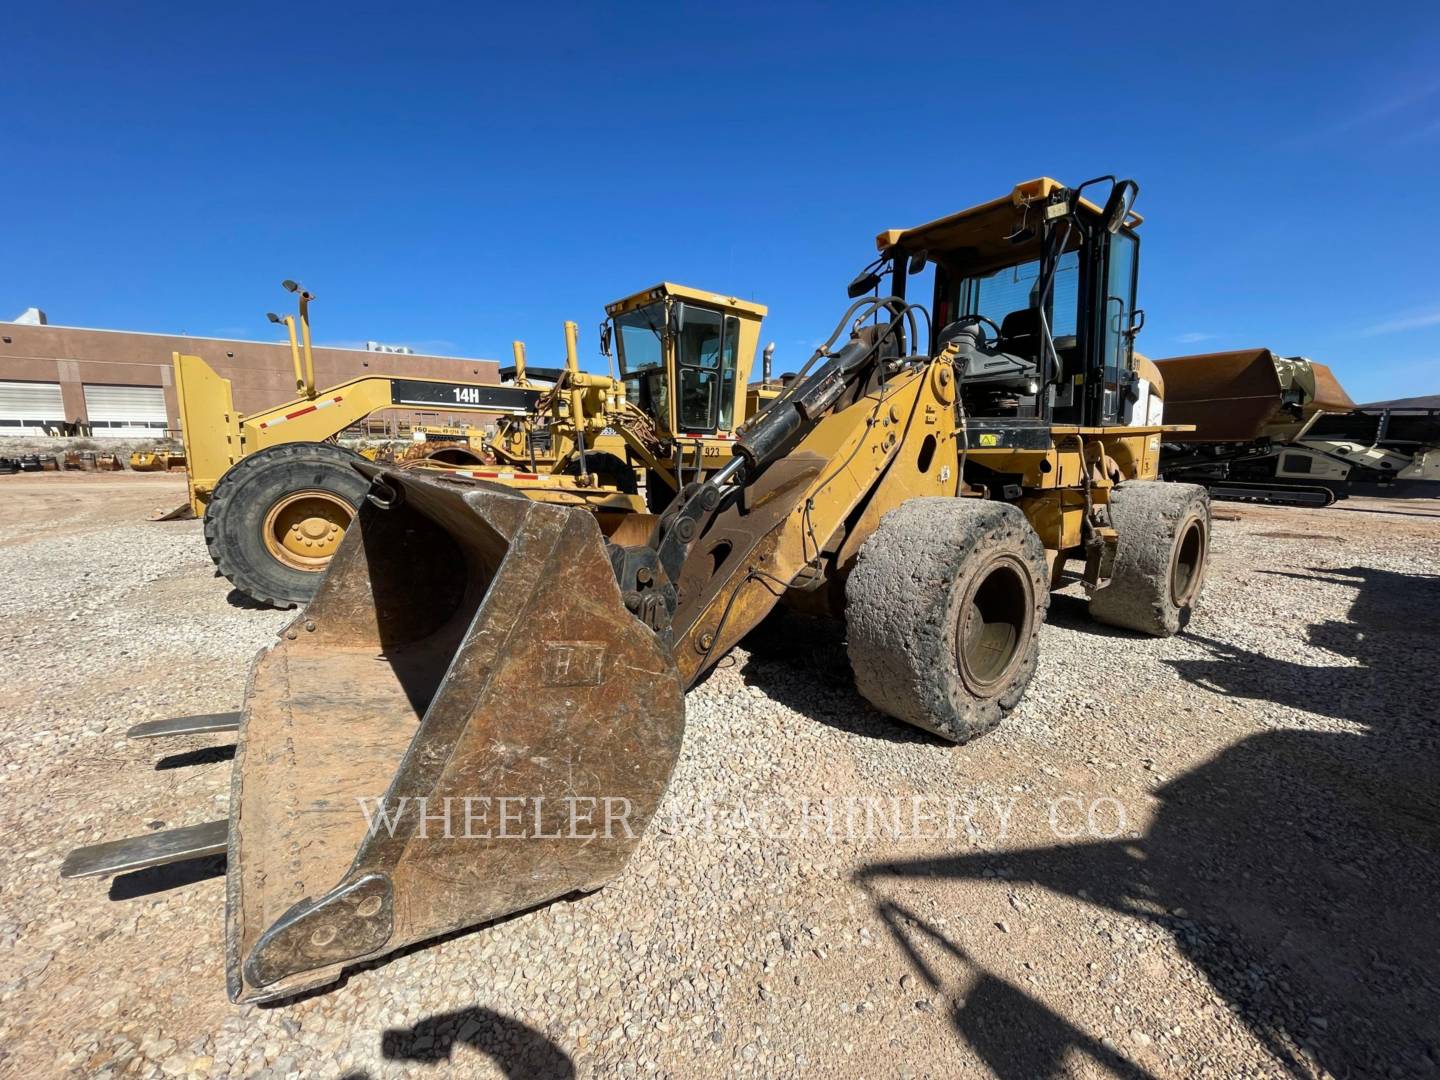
top-left (63, 177), bottom-right (1212, 1004)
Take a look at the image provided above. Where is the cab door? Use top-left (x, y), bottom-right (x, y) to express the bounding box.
top-left (1097, 230), bottom-right (1139, 424)
top-left (671, 305), bottom-right (740, 435)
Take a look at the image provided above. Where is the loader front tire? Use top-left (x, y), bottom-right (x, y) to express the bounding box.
top-left (204, 442), bottom-right (369, 609)
top-left (846, 498), bottom-right (1049, 743)
top-left (1088, 481), bottom-right (1210, 636)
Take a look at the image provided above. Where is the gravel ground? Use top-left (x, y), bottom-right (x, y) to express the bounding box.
top-left (1, 473), bottom-right (1437, 1079)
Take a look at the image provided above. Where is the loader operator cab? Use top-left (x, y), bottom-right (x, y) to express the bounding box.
top-left (875, 176), bottom-right (1144, 431)
top-left (605, 284), bottom-right (765, 439)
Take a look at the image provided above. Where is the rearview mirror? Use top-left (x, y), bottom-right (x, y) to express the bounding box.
top-left (847, 269), bottom-right (882, 299)
top-left (906, 250), bottom-right (928, 275)
top-left (599, 320), bottom-right (612, 357)
top-left (1102, 180), bottom-right (1139, 234)
top-left (672, 302), bottom-right (687, 334)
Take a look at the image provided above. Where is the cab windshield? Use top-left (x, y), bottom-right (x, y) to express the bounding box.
top-left (949, 249), bottom-right (1082, 350)
top-left (615, 303), bottom-right (665, 374)
top-left (615, 303), bottom-right (669, 430)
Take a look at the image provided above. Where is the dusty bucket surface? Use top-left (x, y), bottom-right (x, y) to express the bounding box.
top-left (226, 465), bottom-right (685, 1002)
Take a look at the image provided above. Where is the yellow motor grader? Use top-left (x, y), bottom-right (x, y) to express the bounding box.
top-left (401, 284), bottom-right (777, 525)
top-left (185, 282), bottom-right (772, 608)
top-left (63, 176), bottom-right (1211, 1004)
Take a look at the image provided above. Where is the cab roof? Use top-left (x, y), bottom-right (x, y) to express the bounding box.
top-left (606, 282), bottom-right (767, 319)
top-left (875, 177), bottom-right (1144, 261)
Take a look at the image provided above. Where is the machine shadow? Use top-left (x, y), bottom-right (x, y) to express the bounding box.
top-left (737, 611), bottom-right (948, 746)
top-left (379, 1006), bottom-right (575, 1078)
top-left (154, 744), bottom-right (235, 770)
top-left (855, 563), bottom-right (1440, 1078)
top-left (108, 853), bottom-right (226, 900)
top-left (871, 897), bottom-right (1156, 1080)
top-left (223, 587), bottom-right (277, 611)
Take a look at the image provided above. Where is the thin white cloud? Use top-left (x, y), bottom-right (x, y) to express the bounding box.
top-left (1287, 77), bottom-right (1440, 147)
top-left (1360, 306), bottom-right (1440, 337)
top-left (1328, 79), bottom-right (1440, 135)
top-left (1175, 332), bottom-right (1216, 344)
top-left (1398, 117), bottom-right (1440, 146)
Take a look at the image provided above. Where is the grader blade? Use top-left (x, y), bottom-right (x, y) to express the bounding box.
top-left (225, 466), bottom-right (684, 1003)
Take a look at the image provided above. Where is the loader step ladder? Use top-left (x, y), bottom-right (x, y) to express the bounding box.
top-left (61, 819), bottom-right (229, 879)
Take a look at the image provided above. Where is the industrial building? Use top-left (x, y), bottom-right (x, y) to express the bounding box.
top-left (0, 309), bottom-right (501, 437)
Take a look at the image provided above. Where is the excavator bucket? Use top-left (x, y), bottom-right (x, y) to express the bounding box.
top-left (223, 465), bottom-right (684, 1001)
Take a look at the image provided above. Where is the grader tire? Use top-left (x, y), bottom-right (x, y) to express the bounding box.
top-left (1089, 481), bottom-right (1210, 637)
top-left (417, 446), bottom-right (487, 467)
top-left (204, 442), bottom-right (369, 609)
top-left (845, 498), bottom-right (1049, 743)
top-left (562, 451), bottom-right (639, 494)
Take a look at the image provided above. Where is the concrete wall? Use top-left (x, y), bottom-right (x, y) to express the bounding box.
top-left (0, 322), bottom-right (502, 433)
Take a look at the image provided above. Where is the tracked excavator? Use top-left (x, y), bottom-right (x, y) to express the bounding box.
top-left (62, 177), bottom-right (1212, 1003)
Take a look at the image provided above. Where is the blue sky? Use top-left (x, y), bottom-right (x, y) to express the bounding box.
top-left (3, 2), bottom-right (1437, 404)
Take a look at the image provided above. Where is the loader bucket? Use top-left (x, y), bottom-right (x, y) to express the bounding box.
top-left (224, 465), bottom-right (685, 1002)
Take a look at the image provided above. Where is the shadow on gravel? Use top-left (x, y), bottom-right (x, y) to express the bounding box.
top-left (856, 564), bottom-right (1440, 1078)
top-left (154, 744), bottom-right (235, 770)
top-left (378, 1007), bottom-right (575, 1077)
top-left (108, 852), bottom-right (225, 900)
top-left (872, 897), bottom-right (1155, 1079)
top-left (1043, 591), bottom-right (1135, 637)
top-left (737, 612), bottom-right (947, 746)
top-left (224, 587), bottom-right (286, 611)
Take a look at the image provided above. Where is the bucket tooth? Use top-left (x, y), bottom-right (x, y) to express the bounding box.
top-left (62, 819), bottom-right (229, 879)
top-left (128, 712), bottom-right (242, 740)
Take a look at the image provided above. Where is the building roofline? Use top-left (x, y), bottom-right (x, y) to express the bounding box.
top-left (2, 320), bottom-right (492, 363)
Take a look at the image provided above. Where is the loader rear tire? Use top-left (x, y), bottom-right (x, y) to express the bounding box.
top-left (1088, 481), bottom-right (1210, 636)
top-left (204, 442), bottom-right (369, 609)
top-left (846, 498), bottom-right (1049, 743)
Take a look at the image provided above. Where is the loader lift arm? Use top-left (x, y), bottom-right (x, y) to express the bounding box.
top-left (604, 294), bottom-right (928, 681)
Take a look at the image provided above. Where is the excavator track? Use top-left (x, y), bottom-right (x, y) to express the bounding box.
top-left (1205, 480), bottom-right (1339, 508)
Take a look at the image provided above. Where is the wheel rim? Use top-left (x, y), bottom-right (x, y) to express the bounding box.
top-left (424, 447), bottom-right (486, 466)
top-left (262, 490), bottom-right (354, 572)
top-left (1170, 517), bottom-right (1207, 606)
top-left (955, 555), bottom-right (1035, 694)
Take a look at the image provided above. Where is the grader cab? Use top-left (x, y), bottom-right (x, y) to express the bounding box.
top-left (474, 284), bottom-right (773, 497)
top-left (64, 177), bottom-right (1212, 1003)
